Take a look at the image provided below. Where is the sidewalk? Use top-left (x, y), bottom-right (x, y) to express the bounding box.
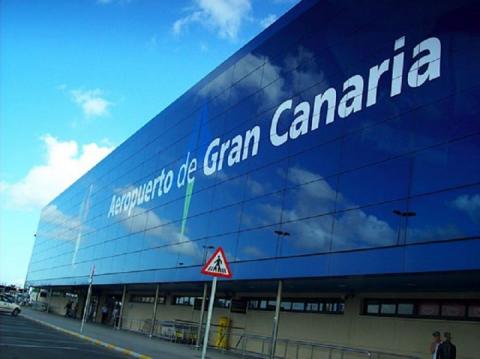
top-left (21, 307), bottom-right (239, 359)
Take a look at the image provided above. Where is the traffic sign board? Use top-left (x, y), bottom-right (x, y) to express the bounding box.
top-left (201, 247), bottom-right (232, 278)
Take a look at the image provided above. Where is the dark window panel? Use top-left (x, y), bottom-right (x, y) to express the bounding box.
top-left (412, 135), bottom-right (480, 195)
top-left (281, 215), bottom-right (334, 256)
top-left (406, 185), bottom-right (480, 244)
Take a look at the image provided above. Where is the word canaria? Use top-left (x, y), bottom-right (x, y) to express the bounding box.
top-left (270, 36), bottom-right (441, 146)
top-left (107, 35), bottom-right (442, 218)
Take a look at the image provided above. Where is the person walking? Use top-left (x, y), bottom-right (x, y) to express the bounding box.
top-left (64, 300), bottom-right (72, 317)
top-left (73, 301), bottom-right (79, 318)
top-left (101, 304), bottom-right (109, 324)
top-left (436, 332), bottom-right (456, 359)
top-left (112, 304), bottom-right (120, 329)
top-left (430, 331), bottom-right (442, 359)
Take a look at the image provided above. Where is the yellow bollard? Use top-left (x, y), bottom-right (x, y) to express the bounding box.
top-left (215, 317), bottom-right (230, 349)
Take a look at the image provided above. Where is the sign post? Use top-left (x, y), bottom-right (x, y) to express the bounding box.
top-left (200, 247), bottom-right (232, 359)
top-left (195, 282), bottom-right (208, 348)
top-left (80, 265), bottom-right (95, 333)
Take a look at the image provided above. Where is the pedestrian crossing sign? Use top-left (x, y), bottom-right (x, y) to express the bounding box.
top-left (201, 247), bottom-right (232, 278)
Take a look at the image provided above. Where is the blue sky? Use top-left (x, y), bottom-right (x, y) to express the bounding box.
top-left (0, 0), bottom-right (298, 286)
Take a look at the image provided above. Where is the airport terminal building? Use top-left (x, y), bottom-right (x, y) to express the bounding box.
top-left (26, 0), bottom-right (480, 358)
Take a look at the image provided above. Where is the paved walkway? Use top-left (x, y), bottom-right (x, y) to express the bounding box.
top-left (21, 308), bottom-right (239, 359)
top-left (0, 314), bottom-right (126, 359)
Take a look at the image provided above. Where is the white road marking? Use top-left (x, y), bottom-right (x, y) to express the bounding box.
top-left (0, 336), bottom-right (89, 345)
top-left (0, 343), bottom-right (80, 350)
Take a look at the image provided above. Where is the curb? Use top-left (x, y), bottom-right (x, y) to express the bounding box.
top-left (22, 314), bottom-right (152, 359)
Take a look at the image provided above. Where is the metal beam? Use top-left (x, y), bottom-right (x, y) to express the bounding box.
top-left (270, 280), bottom-right (283, 359)
top-left (196, 282), bottom-right (208, 348)
top-left (201, 278), bottom-right (217, 359)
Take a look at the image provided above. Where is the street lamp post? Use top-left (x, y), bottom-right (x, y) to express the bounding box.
top-left (80, 265), bottom-right (95, 333)
top-left (270, 230), bottom-right (290, 359)
top-left (392, 209), bottom-right (416, 245)
top-left (274, 230), bottom-right (290, 257)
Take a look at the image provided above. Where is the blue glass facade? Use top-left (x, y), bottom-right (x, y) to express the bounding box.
top-left (26, 0), bottom-right (480, 287)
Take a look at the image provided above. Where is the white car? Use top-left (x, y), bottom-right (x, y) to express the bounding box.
top-left (0, 294), bottom-right (21, 316)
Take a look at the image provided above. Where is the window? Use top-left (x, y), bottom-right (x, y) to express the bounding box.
top-left (247, 299), bottom-right (259, 310)
top-left (173, 296), bottom-right (195, 306)
top-left (366, 303), bottom-right (380, 314)
top-left (468, 304), bottom-right (480, 319)
top-left (247, 298), bottom-right (344, 314)
top-left (193, 297), bottom-right (231, 310)
top-left (441, 303), bottom-right (466, 317)
top-left (267, 300), bottom-right (277, 310)
top-left (397, 303), bottom-right (414, 315)
top-left (363, 299), bottom-right (479, 321)
top-left (231, 299), bottom-right (247, 314)
top-left (418, 303), bottom-right (440, 316)
top-left (0, 295), bottom-right (13, 303)
top-left (130, 295), bottom-right (165, 304)
top-left (292, 302), bottom-right (305, 312)
top-left (380, 304), bottom-right (396, 315)
top-left (215, 298), bottom-right (231, 309)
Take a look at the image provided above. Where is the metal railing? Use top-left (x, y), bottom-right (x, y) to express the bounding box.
top-left (31, 300), bottom-right (48, 311)
top-left (123, 318), bottom-right (199, 344)
top-left (122, 318), bottom-right (419, 359)
top-left (230, 333), bottom-right (420, 359)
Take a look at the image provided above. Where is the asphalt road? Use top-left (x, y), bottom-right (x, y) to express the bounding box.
top-left (0, 312), bottom-right (128, 359)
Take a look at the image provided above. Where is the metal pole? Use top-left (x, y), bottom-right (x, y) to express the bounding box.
top-left (201, 277), bottom-right (217, 359)
top-left (270, 280), bottom-right (283, 359)
top-left (150, 284), bottom-right (160, 338)
top-left (117, 285), bottom-right (127, 330)
top-left (80, 283), bottom-right (92, 333)
top-left (196, 282), bottom-right (208, 348)
top-left (80, 267), bottom-right (94, 333)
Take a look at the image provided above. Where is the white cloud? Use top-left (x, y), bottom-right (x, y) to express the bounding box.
top-left (241, 245), bottom-right (263, 258)
top-left (173, 0), bottom-right (252, 40)
top-left (452, 194), bottom-right (480, 223)
top-left (71, 89), bottom-right (111, 118)
top-left (0, 181), bottom-right (9, 192)
top-left (0, 135), bottom-right (114, 210)
top-left (200, 42), bottom-right (209, 52)
top-left (241, 166), bottom-right (397, 252)
top-left (260, 14), bottom-right (277, 28)
top-left (146, 35), bottom-right (158, 50)
top-left (198, 47), bottom-right (326, 106)
top-left (38, 204), bottom-right (84, 242)
top-left (97, 0), bottom-right (132, 4)
top-left (129, 209), bottom-right (200, 258)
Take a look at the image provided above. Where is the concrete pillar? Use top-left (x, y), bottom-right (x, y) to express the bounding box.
top-left (46, 288), bottom-right (53, 313)
top-left (117, 285), bottom-right (127, 330)
top-left (149, 284), bottom-right (160, 338)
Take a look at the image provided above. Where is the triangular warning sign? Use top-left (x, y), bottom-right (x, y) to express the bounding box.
top-left (201, 247), bottom-right (232, 278)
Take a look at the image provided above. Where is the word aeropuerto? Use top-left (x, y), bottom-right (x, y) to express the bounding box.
top-left (108, 153), bottom-right (196, 218)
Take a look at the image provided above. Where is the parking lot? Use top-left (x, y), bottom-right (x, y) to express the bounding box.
top-left (0, 312), bottom-right (128, 358)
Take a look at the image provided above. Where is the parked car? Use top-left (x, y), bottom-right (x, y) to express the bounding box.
top-left (0, 294), bottom-right (21, 316)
